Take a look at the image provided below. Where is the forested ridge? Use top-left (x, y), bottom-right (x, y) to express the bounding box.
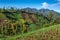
top-left (0, 7), bottom-right (60, 37)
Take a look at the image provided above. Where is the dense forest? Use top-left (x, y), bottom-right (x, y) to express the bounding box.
top-left (0, 7), bottom-right (60, 37)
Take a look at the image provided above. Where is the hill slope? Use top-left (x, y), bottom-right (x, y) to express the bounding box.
top-left (21, 8), bottom-right (60, 18)
top-left (5, 24), bottom-right (60, 40)
top-left (0, 8), bottom-right (60, 40)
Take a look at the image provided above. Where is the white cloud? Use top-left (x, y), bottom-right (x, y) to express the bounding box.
top-left (50, 3), bottom-right (60, 7)
top-left (56, 0), bottom-right (60, 3)
top-left (41, 2), bottom-right (49, 9)
top-left (41, 2), bottom-right (60, 9)
top-left (41, 2), bottom-right (60, 12)
top-left (58, 0), bottom-right (60, 1)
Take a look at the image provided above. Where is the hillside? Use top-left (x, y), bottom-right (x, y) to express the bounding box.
top-left (0, 8), bottom-right (60, 40)
top-left (3, 24), bottom-right (60, 40)
top-left (21, 8), bottom-right (60, 18)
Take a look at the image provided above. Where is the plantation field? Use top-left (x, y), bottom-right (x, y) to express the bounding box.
top-left (0, 24), bottom-right (60, 40)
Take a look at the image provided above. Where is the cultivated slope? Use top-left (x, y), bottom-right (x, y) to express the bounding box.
top-left (5, 24), bottom-right (60, 40)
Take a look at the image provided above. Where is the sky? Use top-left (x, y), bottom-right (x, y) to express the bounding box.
top-left (0, 0), bottom-right (60, 12)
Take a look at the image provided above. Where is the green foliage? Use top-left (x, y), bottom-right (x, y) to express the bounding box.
top-left (13, 13), bottom-right (22, 20)
top-left (0, 13), bottom-right (6, 19)
top-left (48, 12), bottom-right (53, 21)
top-left (2, 24), bottom-right (60, 40)
top-left (0, 8), bottom-right (60, 37)
top-left (44, 24), bottom-right (49, 27)
top-left (28, 24), bottom-right (36, 31)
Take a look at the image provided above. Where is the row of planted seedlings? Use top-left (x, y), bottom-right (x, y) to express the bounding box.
top-left (0, 22), bottom-right (29, 36)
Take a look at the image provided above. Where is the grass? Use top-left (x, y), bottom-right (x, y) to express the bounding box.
top-left (0, 24), bottom-right (60, 40)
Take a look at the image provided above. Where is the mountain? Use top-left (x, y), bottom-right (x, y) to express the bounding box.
top-left (21, 8), bottom-right (60, 18)
top-left (21, 8), bottom-right (39, 13)
top-left (39, 9), bottom-right (60, 18)
top-left (0, 7), bottom-right (60, 37)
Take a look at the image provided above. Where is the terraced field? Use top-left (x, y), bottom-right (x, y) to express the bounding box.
top-left (0, 24), bottom-right (60, 40)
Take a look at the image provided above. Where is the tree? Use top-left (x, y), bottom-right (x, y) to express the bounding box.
top-left (48, 12), bottom-right (53, 21)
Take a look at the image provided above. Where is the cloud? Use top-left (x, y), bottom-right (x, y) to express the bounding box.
top-left (41, 2), bottom-right (49, 9)
top-left (41, 1), bottom-right (60, 12)
top-left (41, 2), bottom-right (60, 9)
top-left (50, 2), bottom-right (60, 7)
top-left (58, 0), bottom-right (60, 1)
top-left (56, 0), bottom-right (60, 3)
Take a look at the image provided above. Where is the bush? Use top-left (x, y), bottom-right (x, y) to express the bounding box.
top-left (44, 24), bottom-right (49, 27)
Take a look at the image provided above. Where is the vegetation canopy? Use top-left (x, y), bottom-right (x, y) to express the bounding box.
top-left (0, 7), bottom-right (60, 40)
